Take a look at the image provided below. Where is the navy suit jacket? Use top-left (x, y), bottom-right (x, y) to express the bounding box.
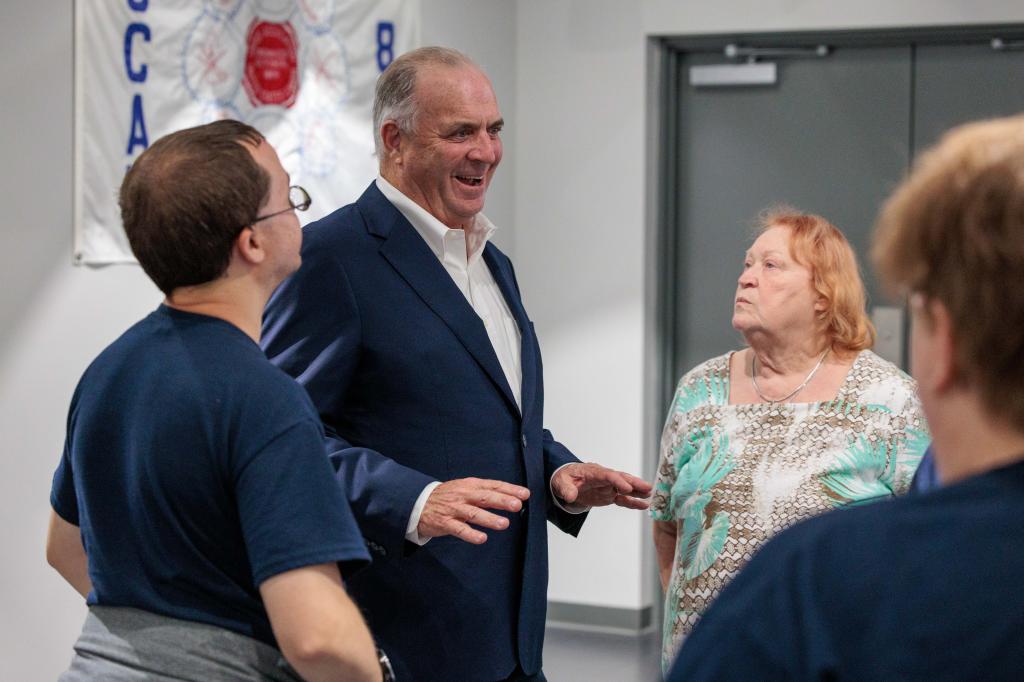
top-left (261, 182), bottom-right (587, 681)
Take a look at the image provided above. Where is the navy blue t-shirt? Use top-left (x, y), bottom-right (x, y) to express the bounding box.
top-left (50, 306), bottom-right (369, 647)
top-left (669, 458), bottom-right (1024, 681)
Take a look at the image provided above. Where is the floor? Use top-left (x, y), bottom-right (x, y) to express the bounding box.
top-left (542, 624), bottom-right (662, 681)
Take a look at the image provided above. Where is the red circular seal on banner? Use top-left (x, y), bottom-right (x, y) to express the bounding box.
top-left (242, 20), bottom-right (299, 108)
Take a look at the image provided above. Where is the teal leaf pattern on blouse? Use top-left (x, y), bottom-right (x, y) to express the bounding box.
top-left (898, 427), bottom-right (931, 470)
top-left (820, 434), bottom-right (895, 507)
top-left (669, 429), bottom-right (734, 580)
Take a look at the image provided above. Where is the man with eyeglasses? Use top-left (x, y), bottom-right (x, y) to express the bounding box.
top-left (45, 120), bottom-right (389, 681)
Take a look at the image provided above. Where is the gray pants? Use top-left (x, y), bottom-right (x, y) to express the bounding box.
top-left (60, 606), bottom-right (302, 681)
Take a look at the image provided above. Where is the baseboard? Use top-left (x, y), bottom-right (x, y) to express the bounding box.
top-left (546, 601), bottom-right (653, 634)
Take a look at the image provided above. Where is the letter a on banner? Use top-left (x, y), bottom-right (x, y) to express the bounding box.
top-left (73, 0), bottom-right (420, 265)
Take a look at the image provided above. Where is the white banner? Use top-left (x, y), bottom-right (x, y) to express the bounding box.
top-left (74, 0), bottom-right (420, 265)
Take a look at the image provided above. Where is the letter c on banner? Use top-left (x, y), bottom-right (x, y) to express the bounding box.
top-left (127, 0), bottom-right (149, 9)
top-left (124, 23), bottom-right (151, 83)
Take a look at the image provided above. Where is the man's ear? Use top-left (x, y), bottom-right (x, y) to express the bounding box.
top-left (380, 121), bottom-right (403, 165)
top-left (926, 299), bottom-right (958, 392)
top-left (234, 226), bottom-right (266, 266)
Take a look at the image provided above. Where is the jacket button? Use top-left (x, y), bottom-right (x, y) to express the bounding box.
top-left (521, 434), bottom-right (528, 449)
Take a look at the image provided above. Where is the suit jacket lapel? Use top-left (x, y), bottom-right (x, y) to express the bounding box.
top-left (483, 246), bottom-right (536, 421)
top-left (358, 186), bottom-right (522, 418)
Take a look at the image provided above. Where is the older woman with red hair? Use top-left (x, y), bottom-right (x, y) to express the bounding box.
top-left (651, 208), bottom-right (929, 672)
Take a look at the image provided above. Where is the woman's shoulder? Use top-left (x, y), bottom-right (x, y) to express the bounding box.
top-left (679, 351), bottom-right (733, 384)
top-left (852, 349), bottom-right (915, 384)
top-left (669, 351), bottom-right (735, 410)
top-left (845, 349), bottom-right (920, 409)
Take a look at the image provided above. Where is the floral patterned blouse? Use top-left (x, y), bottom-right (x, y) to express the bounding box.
top-left (651, 350), bottom-right (929, 671)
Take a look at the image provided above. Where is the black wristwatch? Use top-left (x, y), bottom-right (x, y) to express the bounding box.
top-left (378, 647), bottom-right (396, 682)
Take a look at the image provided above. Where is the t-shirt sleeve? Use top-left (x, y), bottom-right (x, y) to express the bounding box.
top-left (50, 440), bottom-right (79, 525)
top-left (235, 419), bottom-right (370, 587)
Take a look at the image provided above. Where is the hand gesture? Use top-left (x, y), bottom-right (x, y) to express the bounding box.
top-left (551, 463), bottom-right (652, 509)
top-left (417, 478), bottom-right (531, 545)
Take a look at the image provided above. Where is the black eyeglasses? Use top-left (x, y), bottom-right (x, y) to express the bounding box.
top-left (251, 185), bottom-right (312, 225)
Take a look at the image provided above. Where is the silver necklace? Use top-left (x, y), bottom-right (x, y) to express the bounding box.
top-left (751, 348), bottom-right (830, 404)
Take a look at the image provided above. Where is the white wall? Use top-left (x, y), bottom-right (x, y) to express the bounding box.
top-left (515, 0), bottom-right (649, 610)
top-left (0, 3), bottom-right (164, 679)
top-left (642, 0), bottom-right (1024, 35)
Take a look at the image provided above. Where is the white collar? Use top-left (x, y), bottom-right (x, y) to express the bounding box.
top-left (376, 175), bottom-right (497, 263)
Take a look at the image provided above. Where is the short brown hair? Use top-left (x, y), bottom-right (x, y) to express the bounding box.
top-left (873, 115), bottom-right (1024, 427)
top-left (119, 119), bottom-right (268, 295)
top-left (758, 207), bottom-right (876, 355)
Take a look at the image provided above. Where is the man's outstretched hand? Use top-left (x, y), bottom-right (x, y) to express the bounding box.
top-left (551, 463), bottom-right (652, 510)
top-left (417, 478), bottom-right (531, 545)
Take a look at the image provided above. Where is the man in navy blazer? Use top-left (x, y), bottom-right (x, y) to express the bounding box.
top-left (261, 47), bottom-right (652, 681)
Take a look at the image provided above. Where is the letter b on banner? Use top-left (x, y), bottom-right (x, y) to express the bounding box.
top-left (377, 22), bottom-right (394, 71)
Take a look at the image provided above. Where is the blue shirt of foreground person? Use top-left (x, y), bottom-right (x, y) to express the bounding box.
top-left (910, 445), bottom-right (940, 492)
top-left (667, 115), bottom-right (1024, 681)
top-left (47, 120), bottom-right (383, 682)
top-left (262, 46), bottom-right (652, 681)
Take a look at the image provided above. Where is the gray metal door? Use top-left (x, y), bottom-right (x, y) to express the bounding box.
top-left (670, 46), bottom-right (912, 382)
top-left (914, 42), bottom-right (1024, 152)
top-left (654, 32), bottom-right (1024, 647)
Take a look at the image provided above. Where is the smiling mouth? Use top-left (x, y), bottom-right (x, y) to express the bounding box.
top-left (455, 174), bottom-right (485, 187)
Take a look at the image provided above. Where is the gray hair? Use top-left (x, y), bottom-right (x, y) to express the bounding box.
top-left (372, 46), bottom-right (476, 158)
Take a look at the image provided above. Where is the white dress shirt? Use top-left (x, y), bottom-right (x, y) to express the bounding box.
top-left (375, 177), bottom-right (584, 545)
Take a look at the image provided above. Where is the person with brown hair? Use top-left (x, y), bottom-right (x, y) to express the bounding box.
top-left (46, 120), bottom-right (384, 681)
top-left (666, 114), bottom-right (1024, 681)
top-left (652, 207), bottom-right (928, 672)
